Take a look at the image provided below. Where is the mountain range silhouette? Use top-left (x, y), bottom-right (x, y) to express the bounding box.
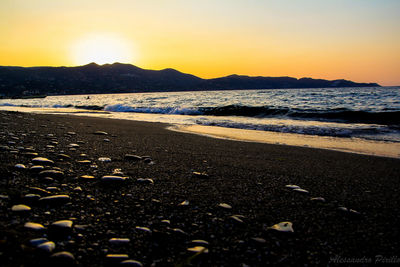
top-left (0, 62), bottom-right (379, 97)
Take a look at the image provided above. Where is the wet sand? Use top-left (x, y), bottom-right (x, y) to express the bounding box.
top-left (172, 124), bottom-right (400, 158)
top-left (0, 111), bottom-right (399, 266)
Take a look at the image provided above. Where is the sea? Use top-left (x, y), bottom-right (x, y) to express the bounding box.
top-left (1, 87), bottom-right (400, 158)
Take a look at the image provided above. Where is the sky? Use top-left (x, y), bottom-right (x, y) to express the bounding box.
top-left (0, 0), bottom-right (399, 85)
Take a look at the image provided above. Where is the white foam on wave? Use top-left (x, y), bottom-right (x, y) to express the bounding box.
top-left (104, 104), bottom-right (202, 115)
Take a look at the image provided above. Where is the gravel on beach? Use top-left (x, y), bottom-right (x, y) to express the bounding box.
top-left (0, 111), bottom-right (399, 266)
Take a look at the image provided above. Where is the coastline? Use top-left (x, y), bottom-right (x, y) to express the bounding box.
top-left (1, 110), bottom-right (399, 265)
top-left (1, 105), bottom-right (399, 159)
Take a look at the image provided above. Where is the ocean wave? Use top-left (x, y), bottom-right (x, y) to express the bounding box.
top-left (199, 105), bottom-right (400, 125)
top-left (104, 104), bottom-right (400, 125)
top-left (104, 104), bottom-right (202, 115)
top-left (2, 101), bottom-right (399, 126)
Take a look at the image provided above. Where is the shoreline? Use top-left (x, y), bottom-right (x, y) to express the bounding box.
top-left (1, 111), bottom-right (400, 265)
top-left (170, 124), bottom-right (400, 159)
top-left (1, 106), bottom-right (399, 159)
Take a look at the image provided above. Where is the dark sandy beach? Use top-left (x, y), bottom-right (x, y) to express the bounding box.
top-left (0, 110), bottom-right (399, 266)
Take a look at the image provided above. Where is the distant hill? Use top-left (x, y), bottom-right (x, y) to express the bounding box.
top-left (0, 63), bottom-right (380, 97)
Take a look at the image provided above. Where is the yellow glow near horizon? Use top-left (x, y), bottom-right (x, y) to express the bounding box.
top-left (71, 34), bottom-right (135, 65)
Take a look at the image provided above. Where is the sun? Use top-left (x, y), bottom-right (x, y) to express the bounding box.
top-left (71, 33), bottom-right (135, 65)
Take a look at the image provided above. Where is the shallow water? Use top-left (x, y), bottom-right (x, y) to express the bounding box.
top-left (1, 87), bottom-right (399, 158)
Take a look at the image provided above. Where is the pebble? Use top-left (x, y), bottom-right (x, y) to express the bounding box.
top-left (24, 222), bottom-right (45, 231)
top-left (94, 131), bottom-right (108, 135)
top-left (23, 152), bottom-right (39, 157)
top-left (310, 197), bottom-right (326, 202)
top-left (293, 188), bottom-right (309, 194)
top-left (46, 186), bottom-right (60, 192)
top-left (98, 157), bottom-right (111, 162)
top-left (41, 177), bottom-right (55, 184)
top-left (68, 143), bottom-right (80, 148)
top-left (37, 241), bottom-right (56, 252)
top-left (338, 207), bottom-right (361, 216)
top-left (179, 200), bottom-right (189, 206)
top-left (14, 164), bottom-right (26, 169)
top-left (77, 160), bottom-right (91, 164)
top-left (191, 240), bottom-right (209, 246)
top-left (30, 238), bottom-right (49, 247)
top-left (39, 195), bottom-right (71, 205)
top-left (268, 222), bottom-right (294, 232)
top-left (80, 175), bottom-right (96, 180)
top-left (285, 184), bottom-right (300, 189)
top-left (73, 186), bottom-right (83, 192)
top-left (50, 251), bottom-right (75, 262)
top-left (109, 238), bottom-right (131, 245)
top-left (112, 169), bottom-right (125, 176)
top-left (136, 178), bottom-right (154, 184)
top-left (29, 187), bottom-right (52, 195)
top-left (11, 204), bottom-right (31, 212)
top-left (0, 145), bottom-right (10, 151)
top-left (151, 198), bottom-right (161, 204)
top-left (32, 157), bottom-right (54, 165)
top-left (187, 246), bottom-right (209, 253)
top-left (39, 170), bottom-right (65, 179)
top-left (51, 220), bottom-right (73, 229)
top-left (171, 228), bottom-right (187, 235)
top-left (218, 203), bottom-right (232, 209)
top-left (24, 193), bottom-right (41, 201)
top-left (229, 215), bottom-right (245, 224)
top-left (120, 260), bottom-right (143, 266)
top-left (136, 226), bottom-right (151, 233)
top-left (193, 171), bottom-right (209, 178)
top-left (135, 226), bottom-right (151, 233)
top-left (74, 224), bottom-right (89, 231)
top-left (57, 154), bottom-right (71, 160)
top-left (124, 154), bottom-right (142, 161)
top-left (101, 175), bottom-right (128, 182)
top-left (106, 254), bottom-right (129, 261)
top-left (30, 165), bottom-right (45, 171)
top-left (143, 157), bottom-right (153, 164)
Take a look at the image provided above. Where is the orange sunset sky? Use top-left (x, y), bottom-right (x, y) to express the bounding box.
top-left (0, 0), bottom-right (399, 85)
